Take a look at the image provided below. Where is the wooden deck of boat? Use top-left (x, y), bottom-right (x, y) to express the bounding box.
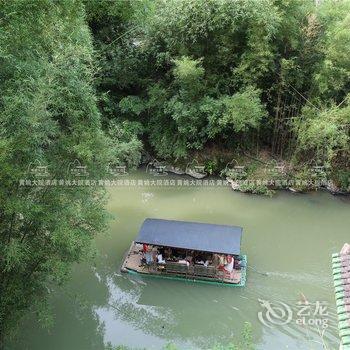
top-left (121, 242), bottom-right (148, 273)
top-left (121, 242), bottom-right (242, 284)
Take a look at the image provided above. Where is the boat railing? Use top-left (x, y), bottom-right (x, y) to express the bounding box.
top-left (193, 265), bottom-right (217, 278)
top-left (161, 261), bottom-right (225, 280)
top-left (165, 261), bottom-right (189, 276)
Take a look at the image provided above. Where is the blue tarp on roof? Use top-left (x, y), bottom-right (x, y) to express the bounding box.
top-left (135, 218), bottom-right (242, 255)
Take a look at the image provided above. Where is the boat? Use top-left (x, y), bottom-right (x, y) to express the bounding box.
top-left (121, 218), bottom-right (247, 287)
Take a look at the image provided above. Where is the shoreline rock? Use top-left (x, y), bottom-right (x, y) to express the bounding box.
top-left (165, 165), bottom-right (207, 179)
top-left (143, 160), bottom-right (349, 195)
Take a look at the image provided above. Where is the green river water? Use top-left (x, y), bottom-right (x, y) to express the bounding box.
top-left (10, 171), bottom-right (350, 350)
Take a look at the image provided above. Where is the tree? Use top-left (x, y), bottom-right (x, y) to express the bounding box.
top-left (291, 1), bottom-right (350, 190)
top-left (85, 0), bottom-right (350, 174)
top-left (294, 99), bottom-right (350, 190)
top-left (84, 0), bottom-right (146, 167)
top-left (0, 0), bottom-right (110, 345)
top-left (314, 1), bottom-right (350, 102)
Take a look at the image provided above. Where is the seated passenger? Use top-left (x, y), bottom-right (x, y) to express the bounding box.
top-left (217, 254), bottom-right (226, 270)
top-left (196, 259), bottom-right (209, 267)
top-left (145, 251), bottom-right (153, 265)
top-left (213, 254), bottom-right (220, 267)
top-left (164, 247), bottom-right (173, 260)
top-left (144, 245), bottom-right (153, 265)
top-left (157, 254), bottom-right (166, 264)
top-left (224, 255), bottom-right (234, 273)
top-left (185, 255), bottom-right (193, 264)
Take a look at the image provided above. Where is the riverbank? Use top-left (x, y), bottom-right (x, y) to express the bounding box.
top-left (142, 149), bottom-right (349, 197)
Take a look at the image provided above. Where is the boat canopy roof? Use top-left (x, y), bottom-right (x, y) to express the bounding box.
top-left (135, 218), bottom-right (242, 255)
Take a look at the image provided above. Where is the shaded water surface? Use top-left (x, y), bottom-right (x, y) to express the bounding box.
top-left (10, 172), bottom-right (350, 349)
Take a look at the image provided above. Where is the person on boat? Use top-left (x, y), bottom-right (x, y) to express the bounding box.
top-left (195, 258), bottom-right (209, 267)
top-left (213, 253), bottom-right (220, 267)
top-left (222, 255), bottom-right (234, 279)
top-left (224, 255), bottom-right (234, 273)
top-left (185, 251), bottom-right (194, 264)
top-left (143, 243), bottom-right (148, 253)
top-left (234, 255), bottom-right (242, 269)
top-left (216, 254), bottom-right (226, 271)
top-left (157, 253), bottom-right (166, 264)
top-left (163, 247), bottom-right (172, 260)
top-left (144, 245), bottom-right (153, 265)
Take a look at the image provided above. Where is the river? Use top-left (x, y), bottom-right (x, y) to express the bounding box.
top-left (10, 171), bottom-right (350, 350)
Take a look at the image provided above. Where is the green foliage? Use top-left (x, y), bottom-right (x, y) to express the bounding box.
top-left (292, 167), bottom-right (319, 192)
top-left (295, 101), bottom-right (350, 163)
top-left (0, 0), bottom-right (110, 342)
top-left (333, 169), bottom-right (350, 192)
top-left (141, 0), bottom-right (279, 158)
top-left (210, 322), bottom-right (254, 350)
top-left (173, 56), bottom-right (205, 96)
top-left (110, 322), bottom-right (255, 350)
top-left (163, 344), bottom-right (178, 350)
top-left (218, 87), bottom-right (266, 133)
top-left (146, 57), bottom-right (266, 158)
top-left (205, 159), bottom-right (219, 175)
top-left (86, 0), bottom-right (279, 159)
top-left (119, 96), bottom-right (147, 117)
top-left (107, 120), bottom-right (143, 168)
top-left (3, 0), bottom-right (350, 345)
top-left (238, 183), bottom-right (274, 197)
top-left (315, 1), bottom-right (350, 100)
top-left (85, 0), bottom-right (350, 179)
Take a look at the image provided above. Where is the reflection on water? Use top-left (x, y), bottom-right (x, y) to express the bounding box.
top-left (9, 172), bottom-right (350, 350)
